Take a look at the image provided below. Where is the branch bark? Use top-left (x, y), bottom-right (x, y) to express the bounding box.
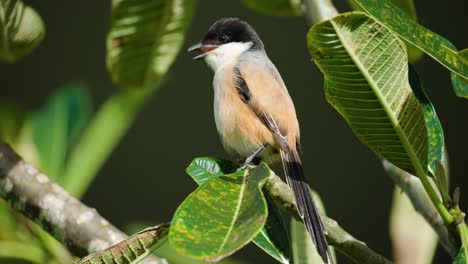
top-left (0, 142), bottom-right (165, 264)
top-left (264, 174), bottom-right (393, 264)
top-left (383, 160), bottom-right (457, 256)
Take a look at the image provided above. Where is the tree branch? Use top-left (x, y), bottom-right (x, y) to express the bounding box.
top-left (382, 160), bottom-right (457, 257)
top-left (264, 174), bottom-right (392, 264)
top-left (0, 142), bottom-right (165, 264)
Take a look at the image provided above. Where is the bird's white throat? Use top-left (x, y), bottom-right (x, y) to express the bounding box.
top-left (204, 41), bottom-right (253, 71)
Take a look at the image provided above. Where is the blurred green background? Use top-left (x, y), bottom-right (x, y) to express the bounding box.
top-left (1, 0), bottom-right (467, 263)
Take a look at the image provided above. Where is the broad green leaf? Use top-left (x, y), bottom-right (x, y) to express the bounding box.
top-left (451, 49), bottom-right (468, 98)
top-left (407, 65), bottom-right (444, 176)
top-left (308, 12), bottom-right (430, 176)
top-left (390, 186), bottom-right (437, 264)
top-left (30, 82), bottom-right (91, 179)
top-left (186, 157), bottom-right (290, 263)
top-left (241, 0), bottom-right (302, 16)
top-left (170, 163), bottom-right (272, 261)
top-left (0, 240), bottom-right (45, 263)
top-left (348, 0), bottom-right (423, 63)
top-left (253, 193), bottom-right (290, 264)
top-left (454, 246), bottom-right (468, 264)
top-left (353, 0), bottom-right (468, 79)
top-left (78, 224), bottom-right (169, 264)
top-left (107, 0), bottom-right (196, 89)
top-left (0, 0), bottom-right (45, 62)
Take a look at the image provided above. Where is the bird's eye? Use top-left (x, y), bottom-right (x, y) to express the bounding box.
top-left (218, 34), bottom-right (228, 42)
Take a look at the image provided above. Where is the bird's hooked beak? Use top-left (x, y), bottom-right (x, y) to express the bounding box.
top-left (187, 42), bottom-right (219, 60)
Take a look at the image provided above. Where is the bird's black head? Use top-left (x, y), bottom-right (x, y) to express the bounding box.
top-left (202, 18), bottom-right (263, 48)
top-left (188, 18), bottom-right (263, 59)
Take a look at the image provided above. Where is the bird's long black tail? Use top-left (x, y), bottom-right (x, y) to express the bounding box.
top-left (280, 149), bottom-right (332, 263)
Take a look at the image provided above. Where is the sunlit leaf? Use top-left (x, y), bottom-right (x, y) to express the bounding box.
top-left (353, 0), bottom-right (467, 79)
top-left (170, 163), bottom-right (272, 261)
top-left (77, 224), bottom-right (169, 264)
top-left (241, 0), bottom-right (302, 16)
top-left (450, 49), bottom-right (468, 99)
top-left (185, 157), bottom-right (290, 263)
top-left (0, 0), bottom-right (45, 62)
top-left (308, 12), bottom-right (433, 176)
top-left (107, 0), bottom-right (196, 89)
top-left (30, 82), bottom-right (91, 179)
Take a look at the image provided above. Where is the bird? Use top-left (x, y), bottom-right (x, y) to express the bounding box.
top-left (188, 17), bottom-right (332, 263)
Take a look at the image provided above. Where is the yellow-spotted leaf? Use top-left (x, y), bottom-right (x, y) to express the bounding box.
top-left (308, 12), bottom-right (434, 176)
top-left (185, 157), bottom-right (290, 263)
top-left (170, 163), bottom-right (272, 261)
top-left (353, 0), bottom-right (467, 80)
top-left (451, 49), bottom-right (468, 99)
top-left (107, 0), bottom-right (196, 89)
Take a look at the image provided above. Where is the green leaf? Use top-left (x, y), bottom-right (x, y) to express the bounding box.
top-left (0, 240), bottom-right (45, 263)
top-left (0, 0), bottom-right (45, 62)
top-left (407, 66), bottom-right (444, 176)
top-left (348, 0), bottom-right (423, 63)
top-left (308, 12), bottom-right (430, 176)
top-left (186, 158), bottom-right (290, 263)
top-left (241, 0), bottom-right (302, 16)
top-left (186, 157), bottom-right (237, 185)
top-left (78, 224), bottom-right (169, 264)
top-left (62, 89), bottom-right (148, 197)
top-left (451, 49), bottom-right (468, 98)
top-left (454, 246), bottom-right (468, 264)
top-left (353, 0), bottom-right (468, 79)
top-left (252, 193), bottom-right (290, 264)
top-left (30, 82), bottom-right (91, 179)
top-left (170, 163), bottom-right (272, 261)
top-left (107, 0), bottom-right (196, 89)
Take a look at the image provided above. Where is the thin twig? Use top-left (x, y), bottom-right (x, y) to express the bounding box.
top-left (264, 174), bottom-right (393, 264)
top-left (0, 142), bottom-right (165, 264)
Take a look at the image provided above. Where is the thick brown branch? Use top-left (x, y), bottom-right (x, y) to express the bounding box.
top-left (0, 142), bottom-right (165, 264)
top-left (264, 174), bottom-right (392, 264)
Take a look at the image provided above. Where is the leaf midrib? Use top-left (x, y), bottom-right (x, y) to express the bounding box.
top-left (217, 171), bottom-right (249, 254)
top-left (329, 16), bottom-right (426, 177)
